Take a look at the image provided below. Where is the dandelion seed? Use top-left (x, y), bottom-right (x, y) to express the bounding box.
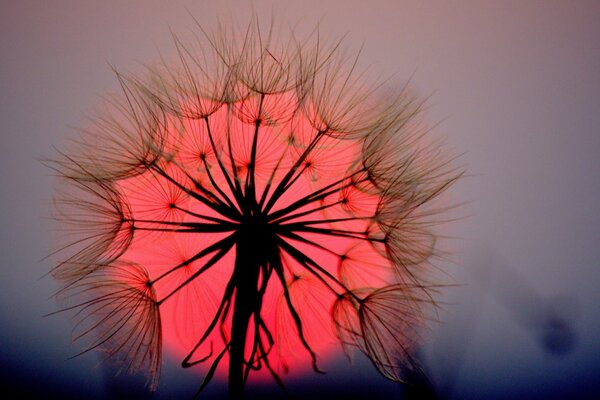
top-left (48, 15), bottom-right (461, 399)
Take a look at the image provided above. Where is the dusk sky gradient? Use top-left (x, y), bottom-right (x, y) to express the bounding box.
top-left (1, 1), bottom-right (599, 399)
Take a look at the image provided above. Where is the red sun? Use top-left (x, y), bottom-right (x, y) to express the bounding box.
top-left (114, 93), bottom-right (389, 381)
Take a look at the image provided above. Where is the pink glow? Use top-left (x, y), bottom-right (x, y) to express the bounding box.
top-left (115, 93), bottom-right (390, 380)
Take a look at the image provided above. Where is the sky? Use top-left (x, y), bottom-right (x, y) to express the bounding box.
top-left (1, 1), bottom-right (599, 399)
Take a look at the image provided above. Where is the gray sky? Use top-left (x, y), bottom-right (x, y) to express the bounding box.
top-left (1, 1), bottom-right (599, 398)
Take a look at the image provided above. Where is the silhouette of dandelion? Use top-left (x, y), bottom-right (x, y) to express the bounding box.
top-left (48, 17), bottom-right (461, 399)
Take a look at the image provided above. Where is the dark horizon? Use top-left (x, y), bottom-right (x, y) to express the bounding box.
top-left (1, 1), bottom-right (599, 399)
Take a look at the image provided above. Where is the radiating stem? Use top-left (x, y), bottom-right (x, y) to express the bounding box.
top-left (246, 94), bottom-right (265, 213)
top-left (261, 129), bottom-right (327, 214)
top-left (204, 116), bottom-right (245, 208)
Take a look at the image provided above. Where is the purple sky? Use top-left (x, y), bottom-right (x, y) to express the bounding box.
top-left (1, 1), bottom-right (599, 398)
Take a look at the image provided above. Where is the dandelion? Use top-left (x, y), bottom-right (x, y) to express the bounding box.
top-left (48, 16), bottom-right (460, 399)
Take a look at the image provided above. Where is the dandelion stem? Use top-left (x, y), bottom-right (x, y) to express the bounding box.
top-left (173, 205), bottom-right (237, 224)
top-left (199, 156), bottom-right (240, 212)
top-left (276, 237), bottom-right (341, 296)
top-left (158, 233), bottom-right (236, 304)
top-left (246, 94), bottom-right (265, 212)
top-left (203, 116), bottom-right (246, 208)
top-left (256, 134), bottom-right (291, 210)
top-left (270, 248), bottom-right (323, 373)
top-left (182, 277), bottom-right (236, 367)
top-left (271, 200), bottom-right (345, 224)
top-left (261, 129), bottom-right (326, 214)
top-left (281, 224), bottom-right (381, 242)
top-left (276, 229), bottom-right (342, 257)
top-left (151, 164), bottom-right (241, 221)
top-left (129, 218), bottom-right (236, 229)
top-left (285, 216), bottom-right (369, 226)
top-left (277, 237), bottom-right (362, 304)
top-left (267, 168), bottom-right (367, 221)
top-left (193, 342), bottom-right (232, 399)
top-left (170, 161), bottom-right (235, 211)
top-left (228, 228), bottom-right (270, 399)
top-left (224, 104), bottom-right (245, 198)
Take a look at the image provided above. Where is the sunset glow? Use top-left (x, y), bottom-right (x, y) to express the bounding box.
top-left (50, 20), bottom-right (459, 398)
top-left (117, 98), bottom-right (385, 379)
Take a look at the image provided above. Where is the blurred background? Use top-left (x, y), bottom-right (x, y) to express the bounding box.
top-left (1, 1), bottom-right (599, 399)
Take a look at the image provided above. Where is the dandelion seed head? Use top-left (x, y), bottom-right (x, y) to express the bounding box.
top-left (49, 15), bottom-right (461, 397)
